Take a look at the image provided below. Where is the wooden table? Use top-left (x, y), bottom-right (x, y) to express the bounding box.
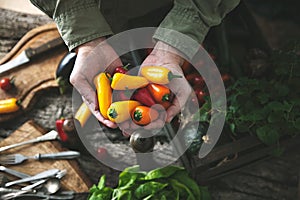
top-left (1, 7), bottom-right (299, 200)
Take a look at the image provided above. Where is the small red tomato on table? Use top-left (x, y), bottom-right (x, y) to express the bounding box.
top-left (0, 77), bottom-right (14, 91)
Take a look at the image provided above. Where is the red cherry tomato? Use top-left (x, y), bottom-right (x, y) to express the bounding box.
top-left (193, 86), bottom-right (207, 104)
top-left (221, 74), bottom-right (231, 82)
top-left (0, 77), bottom-right (13, 91)
top-left (112, 64), bottom-right (130, 76)
top-left (97, 147), bottom-right (108, 159)
top-left (186, 74), bottom-right (205, 89)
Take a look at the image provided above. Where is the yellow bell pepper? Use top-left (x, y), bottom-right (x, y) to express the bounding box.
top-left (107, 100), bottom-right (141, 123)
top-left (74, 102), bottom-right (91, 127)
top-left (0, 98), bottom-right (20, 114)
top-left (94, 72), bottom-right (112, 119)
top-left (140, 66), bottom-right (182, 84)
top-left (111, 73), bottom-right (149, 90)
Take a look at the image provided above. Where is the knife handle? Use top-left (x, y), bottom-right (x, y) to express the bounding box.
top-left (34, 151), bottom-right (80, 160)
top-left (25, 37), bottom-right (65, 59)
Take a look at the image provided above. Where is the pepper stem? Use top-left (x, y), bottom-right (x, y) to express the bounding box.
top-left (133, 110), bottom-right (142, 122)
top-left (105, 72), bottom-right (113, 81)
top-left (162, 94), bottom-right (170, 102)
top-left (168, 72), bottom-right (182, 81)
top-left (108, 108), bottom-right (118, 119)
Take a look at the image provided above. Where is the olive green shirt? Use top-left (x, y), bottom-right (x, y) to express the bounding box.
top-left (30, 0), bottom-right (240, 59)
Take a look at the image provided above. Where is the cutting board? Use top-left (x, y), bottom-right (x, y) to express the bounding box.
top-left (0, 120), bottom-right (92, 192)
top-left (0, 23), bottom-right (68, 122)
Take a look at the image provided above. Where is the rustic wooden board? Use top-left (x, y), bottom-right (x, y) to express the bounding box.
top-left (0, 23), bottom-right (68, 122)
top-left (0, 120), bottom-right (92, 192)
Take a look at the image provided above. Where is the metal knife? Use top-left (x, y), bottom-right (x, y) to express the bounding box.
top-left (5, 169), bottom-right (60, 187)
top-left (0, 37), bottom-right (65, 75)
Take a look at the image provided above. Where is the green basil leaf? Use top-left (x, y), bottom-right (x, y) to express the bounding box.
top-left (97, 175), bottom-right (106, 190)
top-left (144, 165), bottom-right (183, 180)
top-left (256, 125), bottom-right (280, 145)
top-left (170, 170), bottom-right (201, 200)
top-left (134, 181), bottom-right (168, 199)
top-left (118, 165), bottom-right (146, 189)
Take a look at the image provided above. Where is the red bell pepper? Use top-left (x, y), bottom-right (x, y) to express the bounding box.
top-left (55, 118), bottom-right (68, 142)
top-left (131, 87), bottom-right (156, 107)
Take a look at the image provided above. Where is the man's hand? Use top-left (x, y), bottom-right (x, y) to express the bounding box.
top-left (119, 41), bottom-right (192, 135)
top-left (70, 37), bottom-right (122, 128)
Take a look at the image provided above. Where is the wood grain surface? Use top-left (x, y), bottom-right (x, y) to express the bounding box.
top-left (0, 23), bottom-right (68, 122)
top-left (0, 120), bottom-right (92, 192)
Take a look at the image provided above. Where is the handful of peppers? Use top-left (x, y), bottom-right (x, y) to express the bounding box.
top-left (94, 65), bottom-right (182, 126)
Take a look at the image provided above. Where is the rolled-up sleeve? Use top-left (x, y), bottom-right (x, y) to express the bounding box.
top-left (153, 0), bottom-right (240, 59)
top-left (30, 0), bottom-right (113, 51)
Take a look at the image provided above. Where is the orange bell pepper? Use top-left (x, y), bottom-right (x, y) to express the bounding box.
top-left (131, 106), bottom-right (159, 125)
top-left (147, 83), bottom-right (172, 103)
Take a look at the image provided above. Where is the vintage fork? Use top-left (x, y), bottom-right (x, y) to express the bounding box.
top-left (0, 151), bottom-right (80, 165)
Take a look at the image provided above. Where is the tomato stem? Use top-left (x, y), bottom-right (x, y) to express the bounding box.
top-left (123, 63), bottom-right (130, 70)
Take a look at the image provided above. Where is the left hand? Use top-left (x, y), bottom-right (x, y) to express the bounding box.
top-left (119, 41), bottom-right (192, 135)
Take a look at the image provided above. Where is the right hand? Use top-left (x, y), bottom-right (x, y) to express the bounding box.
top-left (70, 37), bottom-right (122, 128)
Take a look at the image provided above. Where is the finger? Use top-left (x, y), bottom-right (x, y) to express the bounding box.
top-left (166, 98), bottom-right (181, 123)
top-left (143, 110), bottom-right (167, 130)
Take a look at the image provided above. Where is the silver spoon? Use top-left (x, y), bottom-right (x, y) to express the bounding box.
top-left (42, 177), bottom-right (61, 194)
top-left (1, 170), bottom-right (67, 200)
top-left (21, 170), bottom-right (66, 194)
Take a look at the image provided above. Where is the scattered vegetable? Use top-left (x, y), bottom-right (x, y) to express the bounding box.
top-left (107, 100), bottom-right (141, 123)
top-left (62, 118), bottom-right (76, 133)
top-left (129, 131), bottom-right (155, 153)
top-left (131, 106), bottom-right (159, 125)
top-left (193, 86), bottom-right (207, 104)
top-left (55, 118), bottom-right (68, 142)
top-left (74, 102), bottom-right (91, 127)
top-left (186, 73), bottom-right (205, 89)
top-left (96, 147), bottom-right (108, 160)
top-left (0, 77), bottom-right (14, 91)
top-left (94, 72), bottom-right (112, 119)
top-left (111, 73), bottom-right (149, 90)
top-left (0, 98), bottom-right (20, 114)
top-left (141, 66), bottom-right (182, 84)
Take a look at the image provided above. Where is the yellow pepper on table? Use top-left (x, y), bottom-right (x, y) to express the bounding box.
top-left (107, 100), bottom-right (141, 123)
top-left (74, 102), bottom-right (91, 127)
top-left (0, 97), bottom-right (20, 114)
top-left (140, 66), bottom-right (182, 84)
top-left (111, 73), bottom-right (149, 90)
top-left (94, 72), bottom-right (112, 119)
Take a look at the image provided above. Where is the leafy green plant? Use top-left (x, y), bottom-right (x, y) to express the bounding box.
top-left (88, 165), bottom-right (210, 200)
top-left (194, 40), bottom-right (300, 148)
